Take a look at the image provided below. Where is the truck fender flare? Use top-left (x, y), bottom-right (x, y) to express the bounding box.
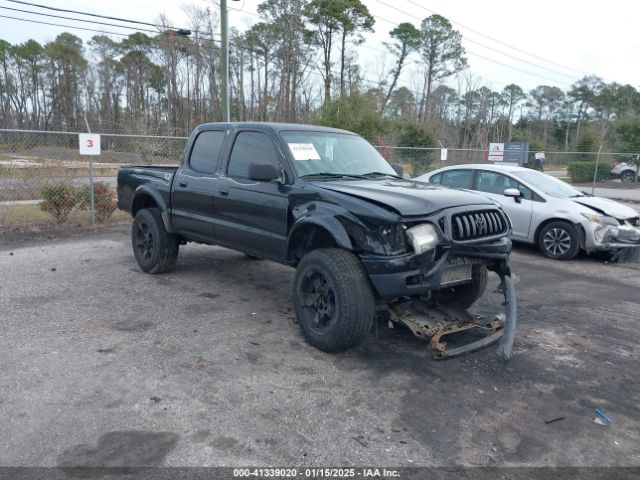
top-left (287, 216), bottom-right (354, 261)
top-left (132, 186), bottom-right (173, 233)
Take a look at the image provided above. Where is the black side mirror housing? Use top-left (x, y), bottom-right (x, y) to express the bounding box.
top-left (248, 162), bottom-right (280, 182)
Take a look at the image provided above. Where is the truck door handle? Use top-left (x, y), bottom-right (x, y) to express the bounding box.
top-left (219, 189), bottom-right (229, 196)
top-left (178, 181), bottom-right (187, 188)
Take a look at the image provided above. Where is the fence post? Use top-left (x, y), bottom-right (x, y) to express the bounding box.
top-left (83, 115), bottom-right (95, 225)
top-left (591, 145), bottom-right (603, 195)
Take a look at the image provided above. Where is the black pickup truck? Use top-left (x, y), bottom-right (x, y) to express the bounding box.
top-left (117, 123), bottom-right (517, 359)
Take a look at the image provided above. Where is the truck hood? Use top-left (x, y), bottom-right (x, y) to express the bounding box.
top-left (572, 196), bottom-right (639, 220)
top-left (314, 179), bottom-right (494, 216)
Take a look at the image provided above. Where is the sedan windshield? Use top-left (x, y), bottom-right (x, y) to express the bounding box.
top-left (512, 169), bottom-right (583, 198)
top-left (280, 130), bottom-right (396, 178)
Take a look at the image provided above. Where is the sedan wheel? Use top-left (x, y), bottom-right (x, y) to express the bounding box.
top-left (538, 221), bottom-right (580, 260)
top-left (621, 171), bottom-right (635, 183)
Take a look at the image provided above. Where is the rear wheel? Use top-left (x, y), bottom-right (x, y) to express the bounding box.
top-left (538, 221), bottom-right (580, 260)
top-left (621, 170), bottom-right (635, 183)
top-left (432, 265), bottom-right (488, 310)
top-left (293, 248), bottom-right (375, 353)
top-left (132, 208), bottom-right (179, 273)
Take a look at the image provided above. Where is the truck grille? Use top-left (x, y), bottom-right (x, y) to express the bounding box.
top-left (452, 210), bottom-right (507, 241)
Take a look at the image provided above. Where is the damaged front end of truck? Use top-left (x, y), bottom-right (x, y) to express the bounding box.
top-left (357, 205), bottom-right (518, 361)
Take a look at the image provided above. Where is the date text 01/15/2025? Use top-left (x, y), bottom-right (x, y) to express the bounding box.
top-left (232, 467), bottom-right (400, 478)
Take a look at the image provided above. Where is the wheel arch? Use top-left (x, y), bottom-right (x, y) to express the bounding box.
top-left (287, 219), bottom-right (353, 265)
top-left (533, 217), bottom-right (584, 244)
top-left (534, 217), bottom-right (585, 250)
top-left (131, 186), bottom-right (173, 233)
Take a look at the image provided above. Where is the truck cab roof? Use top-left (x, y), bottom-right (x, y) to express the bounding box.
top-left (195, 121), bottom-right (356, 135)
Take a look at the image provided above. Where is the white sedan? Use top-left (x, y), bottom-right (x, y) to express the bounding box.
top-left (415, 164), bottom-right (640, 260)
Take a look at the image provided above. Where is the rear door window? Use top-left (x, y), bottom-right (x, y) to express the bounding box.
top-left (440, 169), bottom-right (473, 189)
top-left (477, 171), bottom-right (534, 199)
top-left (189, 130), bottom-right (226, 174)
top-left (476, 171), bottom-right (519, 195)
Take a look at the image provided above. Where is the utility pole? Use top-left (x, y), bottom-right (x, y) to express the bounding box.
top-left (220, 0), bottom-right (240, 121)
top-left (221, 0), bottom-right (230, 122)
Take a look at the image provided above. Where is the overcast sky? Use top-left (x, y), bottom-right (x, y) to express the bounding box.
top-left (1, 0), bottom-right (638, 94)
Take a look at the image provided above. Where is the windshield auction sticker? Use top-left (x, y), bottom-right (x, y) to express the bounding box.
top-left (288, 143), bottom-right (321, 160)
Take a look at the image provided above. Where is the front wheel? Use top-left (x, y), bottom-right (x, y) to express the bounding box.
top-left (538, 221), bottom-right (580, 260)
top-left (293, 249), bottom-right (375, 353)
top-left (132, 208), bottom-right (179, 273)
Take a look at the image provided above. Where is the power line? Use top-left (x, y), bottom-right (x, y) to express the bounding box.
top-left (402, 0), bottom-right (587, 77)
top-left (0, 13), bottom-right (144, 37)
top-left (0, 5), bottom-right (163, 35)
top-left (0, 12), bottom-right (395, 93)
top-left (366, 12), bottom-right (515, 89)
top-left (1, 4), bottom-right (507, 95)
top-left (372, 0), bottom-right (575, 86)
top-left (466, 50), bottom-right (573, 85)
top-left (4, 0), bottom-right (167, 29)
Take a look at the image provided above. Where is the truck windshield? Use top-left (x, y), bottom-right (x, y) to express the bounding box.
top-left (280, 130), bottom-right (396, 178)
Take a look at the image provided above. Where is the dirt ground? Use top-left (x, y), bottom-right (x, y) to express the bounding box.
top-left (0, 225), bottom-right (639, 469)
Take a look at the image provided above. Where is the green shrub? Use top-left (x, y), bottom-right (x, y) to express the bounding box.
top-left (396, 123), bottom-right (437, 175)
top-left (568, 161), bottom-right (613, 183)
top-left (79, 182), bottom-right (117, 223)
top-left (39, 183), bottom-right (82, 224)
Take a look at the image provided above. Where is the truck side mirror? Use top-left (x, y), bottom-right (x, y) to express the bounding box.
top-left (248, 162), bottom-right (280, 182)
top-left (391, 164), bottom-right (404, 177)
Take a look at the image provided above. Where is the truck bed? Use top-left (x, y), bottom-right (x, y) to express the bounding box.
top-left (117, 165), bottom-right (178, 214)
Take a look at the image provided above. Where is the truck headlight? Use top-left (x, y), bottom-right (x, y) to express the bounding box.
top-left (406, 223), bottom-right (439, 254)
top-left (581, 213), bottom-right (619, 226)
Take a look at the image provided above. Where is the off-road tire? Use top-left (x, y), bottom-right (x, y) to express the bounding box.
top-left (132, 208), bottom-right (179, 273)
top-left (432, 264), bottom-right (488, 310)
top-left (538, 221), bottom-right (580, 260)
top-left (293, 248), bottom-right (375, 353)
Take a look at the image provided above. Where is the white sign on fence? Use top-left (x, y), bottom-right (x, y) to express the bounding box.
top-left (440, 148), bottom-right (448, 161)
top-left (79, 133), bottom-right (101, 155)
top-left (488, 142), bottom-right (504, 162)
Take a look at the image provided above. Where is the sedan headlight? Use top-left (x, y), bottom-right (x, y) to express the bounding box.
top-left (581, 213), bottom-right (619, 226)
top-left (406, 223), bottom-right (439, 254)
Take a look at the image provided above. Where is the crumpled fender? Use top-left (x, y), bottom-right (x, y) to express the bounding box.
top-left (288, 202), bottom-right (359, 248)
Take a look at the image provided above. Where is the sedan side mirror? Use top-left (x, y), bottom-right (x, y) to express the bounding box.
top-left (248, 162), bottom-right (281, 182)
top-left (504, 188), bottom-right (522, 203)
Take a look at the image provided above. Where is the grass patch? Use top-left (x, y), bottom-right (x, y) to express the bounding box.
top-left (0, 165), bottom-right (120, 178)
top-left (0, 203), bottom-right (130, 229)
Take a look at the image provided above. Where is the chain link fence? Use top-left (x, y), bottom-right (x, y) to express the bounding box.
top-left (0, 129), bottom-right (187, 231)
top-left (1, 128), bottom-right (638, 233)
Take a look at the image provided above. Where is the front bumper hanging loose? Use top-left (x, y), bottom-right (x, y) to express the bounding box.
top-left (387, 271), bottom-right (518, 360)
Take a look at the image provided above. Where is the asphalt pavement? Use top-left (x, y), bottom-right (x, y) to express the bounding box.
top-left (0, 226), bottom-right (639, 468)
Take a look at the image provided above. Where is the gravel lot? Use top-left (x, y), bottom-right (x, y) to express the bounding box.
top-left (1, 225), bottom-right (639, 468)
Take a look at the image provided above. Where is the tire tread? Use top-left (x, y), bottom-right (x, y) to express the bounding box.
top-left (293, 248), bottom-right (375, 352)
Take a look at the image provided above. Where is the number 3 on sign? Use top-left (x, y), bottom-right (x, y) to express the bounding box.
top-left (79, 133), bottom-right (101, 155)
